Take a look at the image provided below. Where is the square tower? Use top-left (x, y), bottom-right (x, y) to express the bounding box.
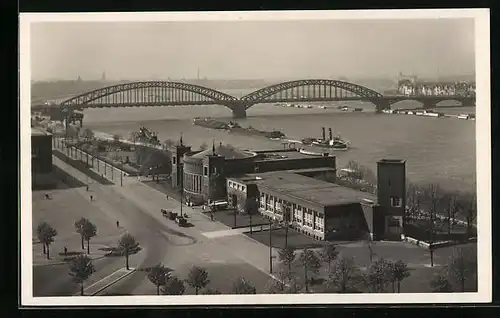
top-left (171, 142), bottom-right (191, 189)
top-left (377, 159), bottom-right (406, 214)
top-left (202, 152), bottom-right (226, 202)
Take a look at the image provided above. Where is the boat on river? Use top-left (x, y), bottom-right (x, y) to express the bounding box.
top-left (301, 127), bottom-right (350, 151)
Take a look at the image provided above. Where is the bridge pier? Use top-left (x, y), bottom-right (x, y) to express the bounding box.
top-left (231, 107), bottom-right (247, 119)
top-left (421, 100), bottom-right (437, 109)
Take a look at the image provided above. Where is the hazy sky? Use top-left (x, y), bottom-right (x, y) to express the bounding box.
top-left (30, 19), bottom-right (475, 81)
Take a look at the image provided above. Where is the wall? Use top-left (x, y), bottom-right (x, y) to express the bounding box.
top-left (324, 204), bottom-right (367, 241)
top-left (256, 156), bottom-right (336, 173)
top-left (32, 134), bottom-right (53, 174)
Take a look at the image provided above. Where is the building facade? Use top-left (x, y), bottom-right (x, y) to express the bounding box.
top-left (32, 127), bottom-right (55, 189)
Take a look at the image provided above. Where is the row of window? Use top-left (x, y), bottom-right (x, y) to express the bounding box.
top-left (184, 172), bottom-right (203, 193)
top-left (228, 181), bottom-right (246, 192)
top-left (259, 192), bottom-right (324, 232)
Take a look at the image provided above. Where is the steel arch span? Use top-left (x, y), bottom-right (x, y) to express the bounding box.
top-left (240, 79), bottom-right (386, 110)
top-left (59, 81), bottom-right (239, 111)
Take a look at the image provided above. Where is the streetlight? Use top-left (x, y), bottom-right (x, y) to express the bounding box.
top-left (179, 162), bottom-right (184, 218)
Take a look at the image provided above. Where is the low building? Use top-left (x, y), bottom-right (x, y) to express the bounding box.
top-left (31, 127), bottom-right (55, 188)
top-left (169, 140), bottom-right (336, 205)
top-left (226, 159), bottom-right (406, 241)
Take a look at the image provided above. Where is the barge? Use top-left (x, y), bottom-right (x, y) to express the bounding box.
top-left (193, 117), bottom-right (286, 139)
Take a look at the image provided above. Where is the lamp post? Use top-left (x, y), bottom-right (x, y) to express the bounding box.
top-left (179, 162), bottom-right (184, 217)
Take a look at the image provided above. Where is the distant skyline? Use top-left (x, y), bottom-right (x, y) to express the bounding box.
top-left (30, 19), bottom-right (475, 81)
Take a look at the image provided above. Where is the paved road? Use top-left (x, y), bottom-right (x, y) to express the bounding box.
top-left (33, 156), bottom-right (188, 296)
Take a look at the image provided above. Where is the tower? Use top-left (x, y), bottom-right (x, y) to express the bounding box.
top-left (202, 141), bottom-right (226, 202)
top-left (170, 136), bottom-right (191, 189)
top-left (376, 159), bottom-right (406, 237)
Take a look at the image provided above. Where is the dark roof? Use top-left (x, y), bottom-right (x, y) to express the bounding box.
top-left (189, 145), bottom-right (254, 160)
top-left (254, 171), bottom-right (376, 206)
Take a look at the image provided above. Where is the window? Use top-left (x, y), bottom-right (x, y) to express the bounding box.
top-left (315, 212), bottom-right (324, 232)
top-left (294, 205), bottom-right (302, 224)
top-left (172, 157), bottom-right (177, 164)
top-left (203, 166), bottom-right (208, 176)
top-left (304, 209), bottom-right (313, 228)
top-left (390, 196), bottom-right (402, 207)
top-left (242, 186), bottom-right (246, 192)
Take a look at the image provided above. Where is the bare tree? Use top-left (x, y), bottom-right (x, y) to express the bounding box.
top-left (406, 182), bottom-right (424, 223)
top-left (447, 246), bottom-right (477, 292)
top-left (458, 192), bottom-right (477, 236)
top-left (442, 191), bottom-right (460, 234)
top-left (320, 242), bottom-right (339, 274)
top-left (299, 248), bottom-right (321, 293)
top-left (430, 272), bottom-right (453, 292)
top-left (232, 277), bottom-right (257, 294)
top-left (278, 246), bottom-right (296, 273)
top-left (363, 257), bottom-right (392, 293)
top-left (265, 268), bottom-right (293, 294)
top-left (324, 257), bottom-right (361, 293)
top-left (186, 266), bottom-right (210, 295)
top-left (388, 260), bottom-right (411, 293)
top-left (147, 263), bottom-right (172, 295)
top-left (68, 254), bottom-right (96, 296)
top-left (422, 183), bottom-right (442, 266)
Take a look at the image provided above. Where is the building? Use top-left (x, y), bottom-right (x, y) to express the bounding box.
top-left (31, 127), bottom-right (55, 188)
top-left (169, 139), bottom-right (405, 241)
top-left (170, 140), bottom-right (336, 205)
top-left (227, 159), bottom-right (405, 241)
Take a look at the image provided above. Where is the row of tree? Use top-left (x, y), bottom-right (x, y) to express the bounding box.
top-left (340, 160), bottom-right (477, 234)
top-left (145, 264), bottom-right (257, 295)
top-left (268, 242), bottom-right (476, 293)
top-left (68, 232), bottom-right (141, 295)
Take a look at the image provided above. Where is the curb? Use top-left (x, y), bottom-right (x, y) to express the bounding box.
top-left (33, 251), bottom-right (112, 267)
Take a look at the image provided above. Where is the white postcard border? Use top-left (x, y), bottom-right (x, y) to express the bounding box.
top-left (20, 9), bottom-right (491, 306)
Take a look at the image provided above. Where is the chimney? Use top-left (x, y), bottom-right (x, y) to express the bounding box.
top-left (329, 128), bottom-right (333, 140)
top-left (321, 127), bottom-right (326, 140)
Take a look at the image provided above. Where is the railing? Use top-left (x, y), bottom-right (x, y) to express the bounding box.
top-left (52, 137), bottom-right (128, 186)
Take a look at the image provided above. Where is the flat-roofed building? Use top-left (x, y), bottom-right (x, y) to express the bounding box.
top-left (226, 160), bottom-right (406, 241)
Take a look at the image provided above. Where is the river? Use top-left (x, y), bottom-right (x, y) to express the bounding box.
top-left (75, 87), bottom-right (475, 192)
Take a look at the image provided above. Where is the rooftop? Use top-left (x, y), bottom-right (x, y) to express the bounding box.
top-left (247, 171), bottom-right (376, 207)
top-left (254, 148), bottom-right (331, 162)
top-left (31, 127), bottom-right (51, 136)
top-left (189, 144), bottom-right (255, 160)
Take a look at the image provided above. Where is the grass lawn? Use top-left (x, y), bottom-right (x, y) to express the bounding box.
top-left (208, 209), bottom-right (269, 229)
top-left (247, 227), bottom-right (324, 250)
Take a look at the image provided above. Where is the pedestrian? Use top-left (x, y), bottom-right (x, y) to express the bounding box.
top-left (166, 194), bottom-right (169, 200)
top-left (210, 212), bottom-right (214, 221)
top-left (64, 246), bottom-right (68, 257)
top-left (116, 220), bottom-right (120, 228)
top-left (86, 185), bottom-right (89, 191)
top-left (44, 193), bottom-right (50, 200)
top-left (90, 195), bottom-right (93, 201)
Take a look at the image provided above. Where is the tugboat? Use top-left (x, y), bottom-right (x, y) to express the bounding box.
top-left (301, 127), bottom-right (350, 151)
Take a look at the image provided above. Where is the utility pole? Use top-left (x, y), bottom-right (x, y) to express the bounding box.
top-left (180, 163), bottom-right (184, 217)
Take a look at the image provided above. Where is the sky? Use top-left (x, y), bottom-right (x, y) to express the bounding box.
top-left (30, 19), bottom-right (475, 81)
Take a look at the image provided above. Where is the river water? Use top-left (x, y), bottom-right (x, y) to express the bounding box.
top-left (80, 88), bottom-right (476, 192)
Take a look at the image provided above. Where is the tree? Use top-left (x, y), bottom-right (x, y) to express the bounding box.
top-left (363, 257), bottom-right (392, 293)
top-left (162, 276), bottom-right (186, 295)
top-left (447, 246), bottom-right (477, 292)
top-left (299, 248), bottom-right (321, 292)
top-left (68, 254), bottom-right (96, 296)
top-left (422, 183), bottom-right (442, 266)
top-left (186, 266), bottom-right (210, 295)
top-left (113, 134), bottom-right (121, 144)
top-left (265, 268), bottom-right (292, 294)
top-left (320, 242), bottom-right (339, 273)
top-left (199, 142), bottom-right (208, 151)
top-left (388, 260), bottom-right (410, 293)
top-left (232, 277), bottom-right (257, 294)
top-left (82, 220), bottom-right (97, 254)
top-left (277, 246), bottom-right (296, 273)
top-left (81, 128), bottom-right (94, 141)
top-left (35, 221), bottom-right (50, 255)
top-left (442, 191), bottom-right (460, 234)
top-left (74, 218), bottom-right (88, 250)
top-left (202, 288), bottom-right (221, 295)
top-left (406, 183), bottom-right (424, 223)
top-left (460, 192), bottom-right (477, 236)
top-left (282, 202), bottom-right (292, 248)
top-left (38, 223), bottom-right (58, 260)
top-left (147, 263), bottom-right (172, 295)
top-left (244, 197), bottom-right (259, 235)
top-left (117, 233), bottom-right (141, 270)
top-left (324, 257), bottom-right (361, 293)
top-left (430, 273), bottom-right (453, 292)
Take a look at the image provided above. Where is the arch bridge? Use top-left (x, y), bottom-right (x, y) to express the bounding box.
top-left (57, 79), bottom-right (475, 122)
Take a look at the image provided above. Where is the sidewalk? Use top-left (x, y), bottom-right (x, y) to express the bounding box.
top-left (33, 243), bottom-right (110, 267)
top-left (79, 267), bottom-right (136, 296)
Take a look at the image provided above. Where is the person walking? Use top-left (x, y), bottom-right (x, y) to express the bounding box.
top-left (86, 185), bottom-right (89, 191)
top-left (90, 195), bottom-right (93, 201)
top-left (116, 220), bottom-right (120, 228)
